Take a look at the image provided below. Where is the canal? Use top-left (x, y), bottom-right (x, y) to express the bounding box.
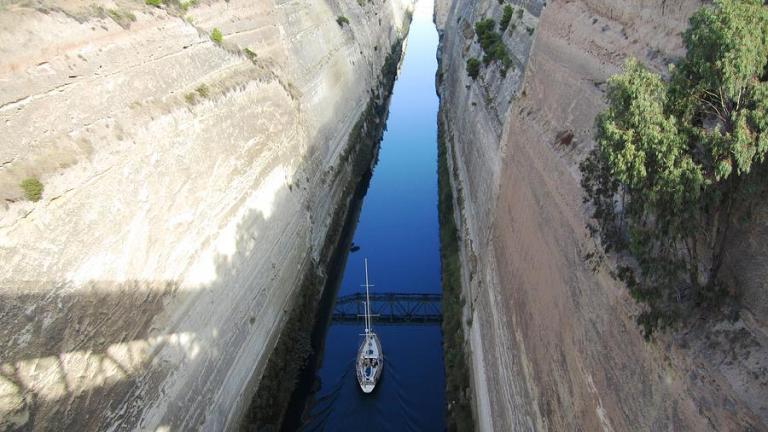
top-left (283, 1), bottom-right (445, 430)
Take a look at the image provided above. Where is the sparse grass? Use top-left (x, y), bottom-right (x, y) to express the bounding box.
top-left (179, 0), bottom-right (198, 12)
top-left (210, 27), bottom-right (223, 44)
top-left (184, 84), bottom-right (210, 104)
top-left (145, 0), bottom-right (162, 7)
top-left (336, 15), bottom-right (349, 27)
top-left (243, 47), bottom-right (258, 63)
top-left (21, 178), bottom-right (43, 202)
top-left (106, 8), bottom-right (136, 28)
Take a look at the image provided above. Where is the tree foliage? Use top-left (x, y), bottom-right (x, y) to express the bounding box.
top-left (580, 0), bottom-right (768, 337)
top-left (474, 18), bottom-right (513, 76)
top-left (500, 5), bottom-right (514, 31)
top-left (336, 15), bottom-right (350, 27)
top-left (466, 57), bottom-right (480, 79)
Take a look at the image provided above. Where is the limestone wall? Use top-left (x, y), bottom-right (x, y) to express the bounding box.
top-left (0, 0), bottom-right (412, 430)
top-left (436, 0), bottom-right (768, 429)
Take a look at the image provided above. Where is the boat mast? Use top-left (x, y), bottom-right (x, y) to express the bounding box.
top-left (364, 258), bottom-right (371, 335)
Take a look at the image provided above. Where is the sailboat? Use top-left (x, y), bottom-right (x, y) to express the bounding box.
top-left (356, 258), bottom-right (383, 393)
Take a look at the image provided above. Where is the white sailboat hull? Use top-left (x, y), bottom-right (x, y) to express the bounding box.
top-left (356, 333), bottom-right (383, 393)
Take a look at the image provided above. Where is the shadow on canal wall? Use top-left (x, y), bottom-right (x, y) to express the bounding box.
top-left (437, 112), bottom-right (475, 431)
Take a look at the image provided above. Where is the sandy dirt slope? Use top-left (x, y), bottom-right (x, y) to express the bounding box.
top-left (437, 0), bottom-right (768, 429)
top-left (0, 0), bottom-right (411, 430)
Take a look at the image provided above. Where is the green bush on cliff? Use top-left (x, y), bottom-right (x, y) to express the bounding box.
top-left (21, 178), bottom-right (43, 202)
top-left (210, 27), bottom-right (223, 44)
top-left (580, 0), bottom-right (768, 337)
top-left (466, 58), bottom-right (480, 80)
top-left (336, 15), bottom-right (350, 27)
top-left (474, 18), bottom-right (513, 76)
top-left (500, 5), bottom-right (514, 31)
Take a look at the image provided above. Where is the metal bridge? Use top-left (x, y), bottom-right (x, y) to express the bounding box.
top-left (331, 292), bottom-right (442, 324)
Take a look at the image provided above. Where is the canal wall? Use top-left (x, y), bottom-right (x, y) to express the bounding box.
top-left (435, 0), bottom-right (768, 430)
top-left (0, 0), bottom-right (412, 430)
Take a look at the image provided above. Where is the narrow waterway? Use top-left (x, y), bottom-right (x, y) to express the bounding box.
top-left (285, 1), bottom-right (445, 430)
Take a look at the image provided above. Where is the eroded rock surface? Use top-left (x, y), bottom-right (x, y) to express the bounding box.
top-left (0, 0), bottom-right (412, 430)
top-left (436, 0), bottom-right (768, 430)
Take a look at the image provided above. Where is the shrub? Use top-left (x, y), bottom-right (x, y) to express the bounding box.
top-left (210, 28), bottom-right (223, 44)
top-left (145, 0), bottom-right (162, 6)
top-left (474, 18), bottom-right (513, 75)
top-left (517, 7), bottom-right (524, 19)
top-left (500, 5), bottom-right (514, 31)
top-left (526, 26), bottom-right (535, 35)
top-left (466, 58), bottom-right (480, 79)
top-left (580, 0), bottom-right (768, 337)
top-left (21, 178), bottom-right (43, 202)
top-left (179, 0), bottom-right (198, 12)
top-left (336, 15), bottom-right (349, 27)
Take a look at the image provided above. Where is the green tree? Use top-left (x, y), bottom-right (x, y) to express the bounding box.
top-left (466, 57), bottom-right (480, 79)
top-left (581, 0), bottom-right (768, 336)
top-left (500, 5), bottom-right (514, 31)
top-left (474, 18), bottom-right (513, 75)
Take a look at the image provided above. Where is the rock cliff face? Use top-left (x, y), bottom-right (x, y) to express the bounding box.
top-left (0, 0), bottom-right (411, 430)
top-left (436, 0), bottom-right (768, 430)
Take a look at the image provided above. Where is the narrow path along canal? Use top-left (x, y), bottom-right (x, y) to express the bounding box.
top-left (284, 1), bottom-right (445, 430)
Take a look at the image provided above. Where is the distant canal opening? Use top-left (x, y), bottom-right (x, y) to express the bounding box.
top-left (282, 1), bottom-right (444, 430)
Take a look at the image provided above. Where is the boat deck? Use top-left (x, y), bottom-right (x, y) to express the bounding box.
top-left (356, 333), bottom-right (383, 393)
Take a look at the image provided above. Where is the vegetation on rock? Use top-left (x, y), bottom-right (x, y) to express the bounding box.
top-left (466, 58), bottom-right (480, 80)
top-left (210, 27), bottom-right (223, 44)
top-left (20, 178), bottom-right (43, 202)
top-left (500, 5), bottom-right (514, 31)
top-left (473, 18), bottom-right (513, 77)
top-left (438, 119), bottom-right (475, 432)
top-left (580, 0), bottom-right (768, 337)
top-left (336, 15), bottom-right (350, 27)
top-left (105, 8), bottom-right (136, 29)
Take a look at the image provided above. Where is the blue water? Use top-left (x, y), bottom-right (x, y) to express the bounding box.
top-left (297, 2), bottom-right (445, 430)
